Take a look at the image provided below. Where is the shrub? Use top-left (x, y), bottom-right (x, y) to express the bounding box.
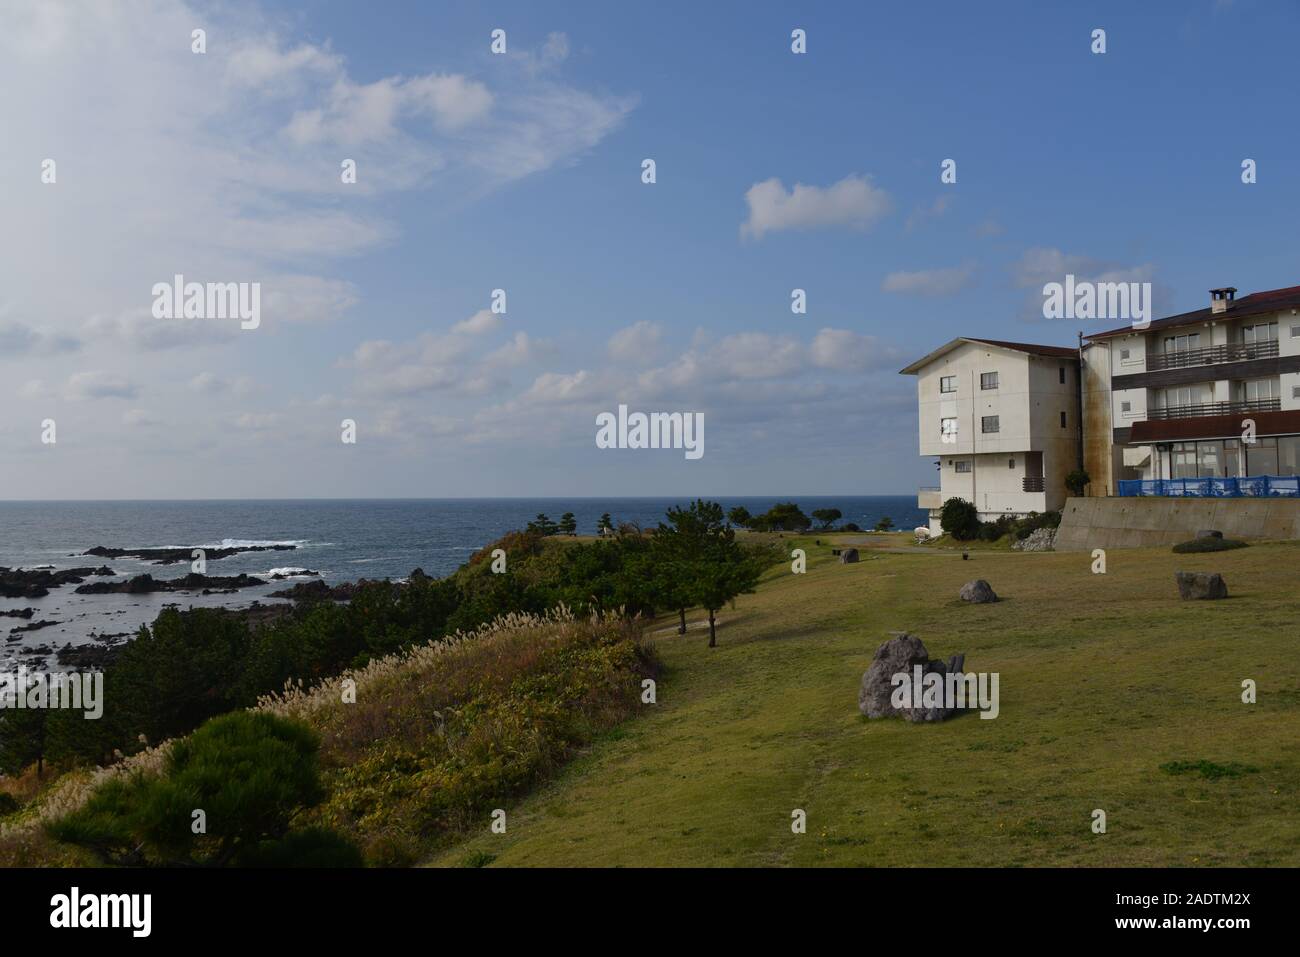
top-left (0, 792), bottom-right (20, 817)
top-left (939, 498), bottom-right (980, 541)
top-left (1172, 538), bottom-right (1248, 553)
top-left (1064, 469), bottom-right (1090, 497)
top-left (47, 711), bottom-right (358, 867)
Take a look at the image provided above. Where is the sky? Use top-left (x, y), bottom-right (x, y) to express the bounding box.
top-left (2, 0), bottom-right (1297, 499)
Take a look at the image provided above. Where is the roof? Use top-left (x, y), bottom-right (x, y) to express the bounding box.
top-left (899, 337), bottom-right (1078, 375)
top-left (1086, 285), bottom-right (1300, 341)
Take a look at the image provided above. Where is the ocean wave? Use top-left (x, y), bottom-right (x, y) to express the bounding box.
top-left (206, 538), bottom-right (310, 549)
top-left (267, 567), bottom-right (316, 578)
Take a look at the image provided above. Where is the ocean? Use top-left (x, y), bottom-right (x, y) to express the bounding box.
top-left (0, 497), bottom-right (922, 667)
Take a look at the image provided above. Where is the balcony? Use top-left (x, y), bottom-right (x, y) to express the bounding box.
top-left (1145, 339), bottom-right (1278, 372)
top-left (1147, 398), bottom-right (1280, 421)
top-left (918, 487), bottom-right (942, 509)
top-left (1021, 476), bottom-right (1045, 492)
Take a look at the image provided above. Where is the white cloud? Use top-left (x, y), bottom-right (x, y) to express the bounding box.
top-left (451, 310), bottom-right (502, 336)
top-left (607, 321), bottom-right (665, 364)
top-left (0, 320), bottom-right (79, 358)
top-left (882, 263), bottom-right (976, 297)
top-left (66, 371), bottom-right (139, 400)
top-left (740, 175), bottom-right (892, 241)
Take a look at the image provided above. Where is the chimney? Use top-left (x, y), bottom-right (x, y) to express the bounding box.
top-left (1210, 287), bottom-right (1237, 314)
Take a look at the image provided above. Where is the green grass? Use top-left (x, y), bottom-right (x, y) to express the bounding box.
top-left (424, 535), bottom-right (1300, 867)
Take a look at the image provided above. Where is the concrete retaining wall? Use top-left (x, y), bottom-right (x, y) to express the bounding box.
top-left (1055, 496), bottom-right (1300, 551)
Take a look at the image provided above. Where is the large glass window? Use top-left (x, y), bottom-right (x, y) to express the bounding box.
top-left (981, 415), bottom-right (999, 433)
top-left (1240, 378), bottom-right (1278, 403)
top-left (1224, 439), bottom-right (1242, 479)
top-left (1171, 442), bottom-right (1198, 479)
top-left (1279, 437), bottom-right (1300, 476)
top-left (1197, 441), bottom-right (1224, 477)
top-left (940, 375), bottom-right (956, 393)
top-left (980, 372), bottom-right (998, 390)
top-left (1242, 321), bottom-right (1278, 344)
top-left (1246, 437), bottom-right (1278, 476)
top-left (1163, 333), bottom-right (1201, 353)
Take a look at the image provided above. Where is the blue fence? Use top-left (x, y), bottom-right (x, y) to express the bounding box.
top-left (1118, 476), bottom-right (1300, 497)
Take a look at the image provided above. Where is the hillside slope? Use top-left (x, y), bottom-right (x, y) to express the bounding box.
top-left (426, 534), bottom-right (1300, 867)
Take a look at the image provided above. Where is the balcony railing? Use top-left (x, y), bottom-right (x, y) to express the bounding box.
top-left (1119, 475), bottom-right (1300, 497)
top-left (1147, 398), bottom-right (1280, 420)
top-left (1145, 339), bottom-right (1278, 372)
top-left (1021, 476), bottom-right (1045, 492)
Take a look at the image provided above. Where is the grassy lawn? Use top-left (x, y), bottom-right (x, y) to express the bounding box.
top-left (426, 534), bottom-right (1300, 867)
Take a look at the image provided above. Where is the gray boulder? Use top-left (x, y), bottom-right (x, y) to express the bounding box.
top-left (959, 579), bottom-right (998, 603)
top-left (1175, 571), bottom-right (1228, 600)
top-left (1196, 529), bottom-right (1224, 540)
top-left (839, 547), bottom-right (859, 564)
top-left (859, 632), bottom-right (966, 722)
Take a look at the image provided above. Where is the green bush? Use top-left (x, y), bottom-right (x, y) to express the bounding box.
top-left (0, 792), bottom-right (20, 817)
top-left (939, 498), bottom-right (980, 541)
top-left (236, 826), bottom-right (365, 867)
top-left (48, 711), bottom-right (358, 867)
top-left (1172, 538), bottom-right (1248, 553)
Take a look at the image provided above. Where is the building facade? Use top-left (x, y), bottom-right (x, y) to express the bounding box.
top-left (901, 338), bottom-right (1082, 536)
top-left (1082, 285), bottom-right (1300, 497)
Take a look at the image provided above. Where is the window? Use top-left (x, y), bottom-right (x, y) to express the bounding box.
top-left (1163, 333), bottom-right (1201, 353)
top-left (1279, 436), bottom-right (1300, 477)
top-left (1246, 437), bottom-right (1279, 476)
top-left (1239, 378), bottom-right (1278, 403)
top-left (1008, 458), bottom-right (1016, 469)
top-left (980, 371), bottom-right (998, 390)
top-left (1225, 439), bottom-right (1242, 479)
top-left (954, 461), bottom-right (972, 473)
top-left (1121, 400), bottom-right (1132, 413)
top-left (1171, 442), bottom-right (1198, 479)
top-left (1120, 348), bottom-right (1130, 360)
top-left (940, 375), bottom-right (956, 393)
top-left (940, 417), bottom-right (958, 439)
top-left (1293, 385), bottom-right (1300, 400)
top-left (1242, 321), bottom-right (1278, 344)
top-left (981, 415), bottom-right (999, 433)
top-left (1197, 441), bottom-right (1224, 478)
top-left (1060, 411), bottom-right (1067, 428)
top-left (1291, 325), bottom-right (1300, 338)
top-left (1058, 367), bottom-right (1066, 384)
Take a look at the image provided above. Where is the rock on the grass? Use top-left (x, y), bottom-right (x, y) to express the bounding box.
top-left (959, 579), bottom-right (998, 603)
top-left (1012, 527), bottom-right (1057, 552)
top-left (858, 632), bottom-right (966, 723)
top-left (1175, 571), bottom-right (1228, 600)
top-left (1195, 529), bottom-right (1223, 540)
top-left (839, 547), bottom-right (860, 564)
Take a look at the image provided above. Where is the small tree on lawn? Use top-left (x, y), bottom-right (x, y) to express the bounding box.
top-left (939, 498), bottom-right (981, 541)
top-left (727, 506), bottom-right (752, 529)
top-left (688, 535), bottom-right (765, 648)
top-left (811, 508), bottom-right (842, 530)
top-left (558, 512), bottom-right (578, 536)
top-left (652, 500), bottom-right (724, 635)
top-left (597, 513), bottom-right (614, 536)
top-left (874, 516), bottom-right (894, 532)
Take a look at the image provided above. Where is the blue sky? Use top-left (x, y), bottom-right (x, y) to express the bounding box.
top-left (3, 0), bottom-right (1297, 499)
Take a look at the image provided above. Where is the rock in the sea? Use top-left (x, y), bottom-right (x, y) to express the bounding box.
top-left (839, 548), bottom-right (859, 564)
top-left (1175, 571), bottom-right (1227, 600)
top-left (959, 579), bottom-right (998, 603)
top-left (858, 632), bottom-right (966, 723)
top-left (73, 573), bottom-right (266, 595)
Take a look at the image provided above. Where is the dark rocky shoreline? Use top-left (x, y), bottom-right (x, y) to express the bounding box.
top-left (81, 543), bottom-right (298, 565)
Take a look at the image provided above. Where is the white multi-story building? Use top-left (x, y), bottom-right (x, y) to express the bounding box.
top-left (901, 338), bottom-right (1082, 536)
top-left (1082, 285), bottom-right (1300, 495)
